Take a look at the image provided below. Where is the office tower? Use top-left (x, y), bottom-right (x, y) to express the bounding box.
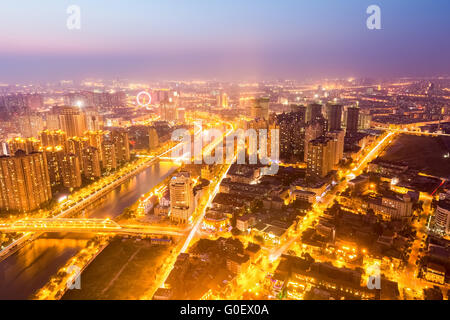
top-left (128, 125), bottom-right (150, 150)
top-left (326, 130), bottom-right (345, 165)
top-left (60, 153), bottom-right (82, 189)
top-left (306, 136), bottom-right (335, 179)
top-left (149, 127), bottom-right (159, 150)
top-left (160, 100), bottom-right (177, 121)
top-left (43, 146), bottom-right (65, 188)
top-left (67, 136), bottom-right (89, 170)
top-left (82, 146), bottom-right (101, 180)
top-left (17, 114), bottom-right (44, 138)
top-left (325, 103), bottom-right (343, 131)
top-left (276, 110), bottom-right (306, 162)
top-left (306, 103), bottom-right (323, 123)
top-left (304, 121), bottom-right (325, 162)
top-left (7, 137), bottom-right (41, 155)
top-left (434, 200), bottom-right (450, 235)
top-left (54, 106), bottom-right (87, 137)
top-left (102, 141), bottom-right (117, 173)
top-left (250, 97), bottom-right (270, 120)
top-left (111, 128), bottom-right (130, 162)
top-left (0, 150), bottom-right (52, 212)
top-left (345, 106), bottom-right (360, 134)
top-left (169, 171), bottom-right (195, 223)
top-left (40, 130), bottom-right (68, 148)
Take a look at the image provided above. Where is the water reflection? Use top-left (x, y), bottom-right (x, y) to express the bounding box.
top-left (0, 161), bottom-right (179, 299)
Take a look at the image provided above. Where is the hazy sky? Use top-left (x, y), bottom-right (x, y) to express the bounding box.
top-left (1, 0), bottom-right (449, 82)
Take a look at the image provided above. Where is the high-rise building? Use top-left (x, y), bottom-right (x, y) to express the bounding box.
top-left (326, 130), bottom-right (345, 165)
top-left (86, 130), bottom-right (105, 163)
top-left (306, 103), bottom-right (323, 123)
top-left (306, 136), bottom-right (335, 179)
top-left (358, 112), bottom-right (372, 130)
top-left (250, 97), bottom-right (270, 120)
top-left (325, 103), bottom-right (343, 131)
top-left (102, 142), bottom-right (117, 173)
top-left (84, 108), bottom-right (103, 131)
top-left (160, 100), bottom-right (177, 121)
top-left (149, 127), bottom-right (159, 150)
top-left (276, 110), bottom-right (306, 162)
top-left (0, 150), bottom-right (52, 212)
top-left (304, 121), bottom-right (325, 162)
top-left (17, 114), bottom-right (44, 138)
top-left (67, 136), bottom-right (89, 170)
top-left (82, 146), bottom-right (101, 180)
top-left (111, 128), bottom-right (130, 163)
top-left (169, 171), bottom-right (195, 223)
top-left (217, 92), bottom-right (229, 108)
top-left (60, 153), bottom-right (82, 189)
top-left (345, 106), bottom-right (360, 134)
top-left (54, 106), bottom-right (87, 137)
top-left (40, 130), bottom-right (68, 149)
top-left (45, 113), bottom-right (61, 131)
top-left (43, 146), bottom-right (65, 188)
top-left (7, 137), bottom-right (41, 155)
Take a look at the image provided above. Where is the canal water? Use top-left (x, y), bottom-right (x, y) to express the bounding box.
top-left (0, 161), bottom-right (179, 299)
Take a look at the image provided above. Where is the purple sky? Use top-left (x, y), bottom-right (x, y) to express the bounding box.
top-left (1, 0), bottom-right (449, 82)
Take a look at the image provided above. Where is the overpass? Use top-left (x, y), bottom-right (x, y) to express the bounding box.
top-left (0, 218), bottom-right (185, 237)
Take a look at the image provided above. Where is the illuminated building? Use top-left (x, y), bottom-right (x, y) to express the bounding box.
top-left (43, 146), bottom-right (65, 188)
top-left (82, 146), bottom-right (101, 180)
top-left (358, 112), bottom-right (372, 130)
top-left (149, 127), bottom-right (159, 150)
top-left (85, 130), bottom-right (105, 163)
top-left (60, 153), bottom-right (82, 189)
top-left (7, 137), bottom-right (41, 155)
top-left (0, 150), bottom-right (52, 212)
top-left (53, 106), bottom-right (87, 137)
top-left (325, 103), bottom-right (343, 131)
top-left (45, 113), bottom-right (61, 131)
top-left (217, 92), bottom-right (229, 108)
top-left (368, 192), bottom-right (413, 220)
top-left (160, 100), bottom-right (177, 121)
top-left (345, 106), bottom-right (360, 134)
top-left (250, 97), bottom-right (270, 120)
top-left (306, 136), bottom-right (335, 179)
top-left (424, 263), bottom-right (446, 284)
top-left (202, 210), bottom-right (230, 232)
top-left (102, 141), bottom-right (117, 173)
top-left (306, 103), bottom-right (323, 123)
top-left (40, 130), bottom-right (68, 148)
top-left (303, 121), bottom-right (325, 162)
top-left (326, 130), bottom-right (345, 165)
top-left (276, 110), bottom-right (306, 162)
top-left (169, 171), bottom-right (195, 224)
top-left (110, 128), bottom-right (130, 162)
top-left (17, 114), bottom-right (44, 138)
top-left (67, 136), bottom-right (89, 170)
top-left (434, 200), bottom-right (450, 235)
top-left (84, 108), bottom-right (103, 131)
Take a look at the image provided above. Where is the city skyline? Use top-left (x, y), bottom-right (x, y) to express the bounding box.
top-left (1, 1), bottom-right (450, 82)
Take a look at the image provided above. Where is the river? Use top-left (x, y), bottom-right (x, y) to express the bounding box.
top-left (0, 161), bottom-right (179, 300)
